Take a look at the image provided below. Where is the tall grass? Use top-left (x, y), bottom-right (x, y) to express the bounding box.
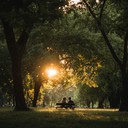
top-left (0, 108), bottom-right (128, 128)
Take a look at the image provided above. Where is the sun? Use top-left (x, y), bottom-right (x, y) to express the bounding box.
top-left (46, 68), bottom-right (58, 77)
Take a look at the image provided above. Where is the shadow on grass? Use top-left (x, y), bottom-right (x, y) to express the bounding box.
top-left (0, 108), bottom-right (128, 128)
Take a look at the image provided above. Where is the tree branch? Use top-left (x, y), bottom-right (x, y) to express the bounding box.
top-left (17, 23), bottom-right (33, 52)
top-left (82, 0), bottom-right (122, 69)
top-left (99, 0), bottom-right (107, 19)
top-left (1, 19), bottom-right (17, 56)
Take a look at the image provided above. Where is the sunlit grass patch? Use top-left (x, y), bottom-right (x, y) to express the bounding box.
top-left (35, 107), bottom-right (128, 122)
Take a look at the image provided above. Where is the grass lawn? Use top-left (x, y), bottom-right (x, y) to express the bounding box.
top-left (0, 107), bottom-right (128, 128)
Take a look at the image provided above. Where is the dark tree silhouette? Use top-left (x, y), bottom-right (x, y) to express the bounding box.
top-left (0, 0), bottom-right (67, 111)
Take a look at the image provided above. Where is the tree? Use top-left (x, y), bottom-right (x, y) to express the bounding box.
top-left (97, 65), bottom-right (121, 108)
top-left (0, 0), bottom-right (68, 111)
top-left (81, 0), bottom-right (128, 111)
top-left (95, 32), bottom-right (123, 108)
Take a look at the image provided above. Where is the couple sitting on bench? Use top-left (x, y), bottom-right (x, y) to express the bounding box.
top-left (56, 97), bottom-right (75, 110)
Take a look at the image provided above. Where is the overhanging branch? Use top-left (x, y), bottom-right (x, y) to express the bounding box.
top-left (99, 0), bottom-right (107, 19)
top-left (82, 0), bottom-right (122, 69)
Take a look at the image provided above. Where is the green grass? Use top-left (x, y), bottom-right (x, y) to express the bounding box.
top-left (0, 108), bottom-right (128, 128)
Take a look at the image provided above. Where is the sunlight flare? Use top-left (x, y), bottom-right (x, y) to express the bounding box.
top-left (46, 68), bottom-right (58, 77)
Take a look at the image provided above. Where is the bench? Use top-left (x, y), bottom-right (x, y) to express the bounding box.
top-left (56, 103), bottom-right (75, 110)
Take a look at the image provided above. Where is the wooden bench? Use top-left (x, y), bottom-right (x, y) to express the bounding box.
top-left (56, 103), bottom-right (75, 110)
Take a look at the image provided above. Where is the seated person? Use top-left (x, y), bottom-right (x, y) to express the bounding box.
top-left (61, 97), bottom-right (67, 108)
top-left (68, 97), bottom-right (75, 109)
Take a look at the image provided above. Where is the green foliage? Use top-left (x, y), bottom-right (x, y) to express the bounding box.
top-left (22, 5), bottom-right (108, 106)
top-left (0, 0), bottom-right (68, 20)
top-left (0, 43), bottom-right (13, 106)
top-left (23, 73), bottom-right (34, 106)
top-left (0, 0), bottom-right (126, 109)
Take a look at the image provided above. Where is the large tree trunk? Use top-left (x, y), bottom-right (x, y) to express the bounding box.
top-left (119, 74), bottom-right (128, 111)
top-left (12, 59), bottom-right (28, 111)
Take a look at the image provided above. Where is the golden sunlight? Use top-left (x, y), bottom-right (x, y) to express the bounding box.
top-left (46, 68), bottom-right (58, 77)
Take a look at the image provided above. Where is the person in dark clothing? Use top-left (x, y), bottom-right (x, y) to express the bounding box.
top-left (68, 97), bottom-right (74, 104)
top-left (61, 97), bottom-right (67, 108)
top-left (68, 97), bottom-right (75, 109)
